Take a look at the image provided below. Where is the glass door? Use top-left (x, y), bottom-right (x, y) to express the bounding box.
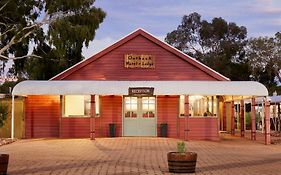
top-left (123, 96), bottom-right (156, 136)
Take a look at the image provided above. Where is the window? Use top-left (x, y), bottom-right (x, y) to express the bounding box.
top-left (95, 95), bottom-right (100, 117)
top-left (63, 95), bottom-right (91, 117)
top-left (142, 97), bottom-right (155, 118)
top-left (124, 97), bottom-right (138, 118)
top-left (179, 95), bottom-right (217, 117)
top-left (190, 95), bottom-right (217, 117)
top-left (179, 95), bottom-right (185, 117)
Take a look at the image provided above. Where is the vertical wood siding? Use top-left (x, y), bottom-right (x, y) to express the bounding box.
top-left (61, 35), bottom-right (218, 81)
top-left (187, 118), bottom-right (219, 141)
top-left (98, 96), bottom-right (122, 137)
top-left (60, 118), bottom-right (90, 138)
top-left (25, 95), bottom-right (60, 138)
top-left (157, 96), bottom-right (219, 140)
top-left (157, 96), bottom-right (179, 138)
top-left (178, 118), bottom-right (186, 140)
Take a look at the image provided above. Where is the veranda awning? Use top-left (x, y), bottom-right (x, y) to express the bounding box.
top-left (12, 80), bottom-right (268, 96)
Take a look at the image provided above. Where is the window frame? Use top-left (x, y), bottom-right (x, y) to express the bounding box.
top-left (62, 95), bottom-right (92, 118)
top-left (179, 95), bottom-right (217, 118)
top-left (123, 95), bottom-right (156, 118)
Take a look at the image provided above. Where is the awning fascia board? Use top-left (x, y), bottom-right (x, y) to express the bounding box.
top-left (12, 80), bottom-right (268, 96)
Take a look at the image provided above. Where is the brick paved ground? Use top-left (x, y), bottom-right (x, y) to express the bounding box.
top-left (1, 135), bottom-right (281, 175)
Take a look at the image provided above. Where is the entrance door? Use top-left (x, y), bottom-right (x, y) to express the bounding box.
top-left (123, 96), bottom-right (156, 136)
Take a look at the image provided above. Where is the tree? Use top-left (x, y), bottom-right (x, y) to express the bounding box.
top-left (165, 12), bottom-right (250, 80)
top-left (0, 0), bottom-right (106, 79)
top-left (246, 34), bottom-right (281, 93)
top-left (0, 102), bottom-right (8, 128)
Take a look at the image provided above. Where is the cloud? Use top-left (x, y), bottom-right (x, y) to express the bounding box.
top-left (271, 18), bottom-right (281, 26)
top-left (249, 0), bottom-right (281, 14)
top-left (93, 0), bottom-right (280, 41)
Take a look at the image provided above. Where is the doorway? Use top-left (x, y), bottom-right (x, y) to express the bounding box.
top-left (123, 96), bottom-right (156, 136)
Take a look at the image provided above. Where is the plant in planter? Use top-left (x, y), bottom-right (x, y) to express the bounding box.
top-left (0, 103), bottom-right (9, 175)
top-left (167, 141), bottom-right (197, 173)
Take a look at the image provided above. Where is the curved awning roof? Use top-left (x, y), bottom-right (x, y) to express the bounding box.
top-left (12, 80), bottom-right (268, 96)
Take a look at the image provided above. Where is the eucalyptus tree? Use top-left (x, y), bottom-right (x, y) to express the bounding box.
top-left (246, 33), bottom-right (281, 93)
top-left (165, 12), bottom-right (250, 81)
top-left (0, 0), bottom-right (105, 79)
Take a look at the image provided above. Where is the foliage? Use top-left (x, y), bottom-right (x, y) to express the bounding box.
top-left (245, 112), bottom-right (251, 130)
top-left (0, 0), bottom-right (106, 79)
top-left (0, 80), bottom-right (21, 94)
top-left (0, 102), bottom-right (8, 128)
top-left (246, 34), bottom-right (281, 90)
top-left (177, 141), bottom-right (186, 153)
top-left (268, 86), bottom-right (281, 96)
top-left (165, 12), bottom-right (250, 81)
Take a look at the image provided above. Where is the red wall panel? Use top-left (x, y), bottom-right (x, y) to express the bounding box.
top-left (157, 96), bottom-right (179, 138)
top-left (25, 95), bottom-right (60, 138)
top-left (178, 118), bottom-right (186, 140)
top-left (187, 118), bottom-right (219, 141)
top-left (157, 96), bottom-right (219, 140)
top-left (97, 96), bottom-right (122, 137)
top-left (61, 35), bottom-right (218, 81)
top-left (60, 118), bottom-right (90, 138)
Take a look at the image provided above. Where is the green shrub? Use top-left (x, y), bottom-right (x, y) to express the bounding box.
top-left (0, 104), bottom-right (9, 128)
top-left (177, 141), bottom-right (186, 153)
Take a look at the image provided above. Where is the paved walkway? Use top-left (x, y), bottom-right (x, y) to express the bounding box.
top-left (1, 136), bottom-right (281, 175)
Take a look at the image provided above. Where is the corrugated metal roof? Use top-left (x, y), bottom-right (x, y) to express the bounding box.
top-left (12, 80), bottom-right (268, 96)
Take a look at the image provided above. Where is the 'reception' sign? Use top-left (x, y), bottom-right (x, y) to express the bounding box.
top-left (128, 87), bottom-right (154, 96)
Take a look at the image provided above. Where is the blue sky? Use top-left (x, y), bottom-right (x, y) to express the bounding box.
top-left (82, 0), bottom-right (281, 58)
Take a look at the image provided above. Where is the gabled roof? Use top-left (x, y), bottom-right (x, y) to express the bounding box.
top-left (50, 28), bottom-right (230, 81)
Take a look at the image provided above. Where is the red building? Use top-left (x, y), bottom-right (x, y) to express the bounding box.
top-left (12, 29), bottom-right (270, 144)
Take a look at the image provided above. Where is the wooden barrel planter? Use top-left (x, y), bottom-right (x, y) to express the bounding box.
top-left (0, 154), bottom-right (9, 175)
top-left (167, 152), bottom-right (197, 173)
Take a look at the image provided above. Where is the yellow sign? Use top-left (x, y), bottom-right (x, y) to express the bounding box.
top-left (124, 54), bottom-right (155, 68)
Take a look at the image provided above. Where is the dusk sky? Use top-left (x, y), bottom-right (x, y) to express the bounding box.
top-left (82, 0), bottom-right (281, 58)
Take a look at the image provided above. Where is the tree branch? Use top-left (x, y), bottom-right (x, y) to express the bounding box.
top-left (0, 25), bottom-right (16, 37)
top-left (0, 22), bottom-right (7, 27)
top-left (0, 1), bottom-right (10, 12)
top-left (0, 9), bottom-right (78, 59)
top-left (0, 54), bottom-right (42, 60)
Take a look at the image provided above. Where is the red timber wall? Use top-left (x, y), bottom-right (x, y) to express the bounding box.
top-left (59, 96), bottom-right (122, 138)
top-left (55, 35), bottom-right (219, 81)
top-left (157, 96), bottom-right (179, 138)
top-left (157, 96), bottom-right (219, 140)
top-left (95, 96), bottom-right (122, 137)
top-left (25, 95), bottom-right (60, 138)
top-left (60, 118), bottom-right (90, 138)
top-left (187, 118), bottom-right (219, 141)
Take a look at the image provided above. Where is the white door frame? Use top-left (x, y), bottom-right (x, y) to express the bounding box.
top-left (123, 96), bottom-right (157, 136)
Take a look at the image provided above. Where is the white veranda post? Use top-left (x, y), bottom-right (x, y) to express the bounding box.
top-left (261, 100), bottom-right (265, 133)
top-left (11, 95), bottom-right (15, 139)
